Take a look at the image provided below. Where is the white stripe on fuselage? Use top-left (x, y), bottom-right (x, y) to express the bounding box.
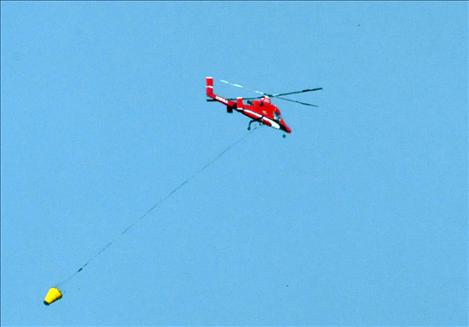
top-left (215, 95), bottom-right (228, 104)
top-left (265, 118), bottom-right (280, 129)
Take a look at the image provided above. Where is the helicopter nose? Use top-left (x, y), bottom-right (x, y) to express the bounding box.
top-left (281, 122), bottom-right (292, 133)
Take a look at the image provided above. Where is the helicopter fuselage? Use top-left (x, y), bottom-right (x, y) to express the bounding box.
top-left (206, 77), bottom-right (292, 134)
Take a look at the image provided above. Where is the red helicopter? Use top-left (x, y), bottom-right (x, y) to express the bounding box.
top-left (206, 77), bottom-right (322, 135)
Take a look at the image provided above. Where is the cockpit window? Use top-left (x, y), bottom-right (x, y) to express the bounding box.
top-left (274, 111), bottom-right (282, 121)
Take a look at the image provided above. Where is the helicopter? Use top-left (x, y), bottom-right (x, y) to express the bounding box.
top-left (205, 77), bottom-right (322, 135)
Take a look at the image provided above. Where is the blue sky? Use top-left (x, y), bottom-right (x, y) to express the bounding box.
top-left (1, 1), bottom-right (467, 326)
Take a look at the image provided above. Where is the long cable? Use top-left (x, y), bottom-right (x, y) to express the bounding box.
top-left (56, 128), bottom-right (257, 287)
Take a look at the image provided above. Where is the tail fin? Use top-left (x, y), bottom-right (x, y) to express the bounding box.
top-left (206, 76), bottom-right (214, 98)
top-left (205, 76), bottom-right (235, 108)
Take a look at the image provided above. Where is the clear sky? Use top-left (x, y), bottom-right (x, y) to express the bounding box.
top-left (1, 1), bottom-right (467, 326)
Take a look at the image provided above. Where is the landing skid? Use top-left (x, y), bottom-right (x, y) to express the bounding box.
top-left (247, 119), bottom-right (261, 131)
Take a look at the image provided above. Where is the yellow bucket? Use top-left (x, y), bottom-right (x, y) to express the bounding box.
top-left (43, 287), bottom-right (62, 305)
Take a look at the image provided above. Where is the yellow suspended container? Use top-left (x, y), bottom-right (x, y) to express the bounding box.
top-left (43, 287), bottom-right (62, 305)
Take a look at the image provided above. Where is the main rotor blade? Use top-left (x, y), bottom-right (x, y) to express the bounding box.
top-left (228, 97), bottom-right (260, 101)
top-left (269, 88), bottom-right (323, 97)
top-left (207, 97), bottom-right (259, 102)
top-left (219, 79), bottom-right (266, 96)
top-left (219, 79), bottom-right (322, 99)
top-left (211, 79), bottom-right (322, 107)
top-left (274, 96), bottom-right (319, 107)
top-left (208, 96), bottom-right (319, 107)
